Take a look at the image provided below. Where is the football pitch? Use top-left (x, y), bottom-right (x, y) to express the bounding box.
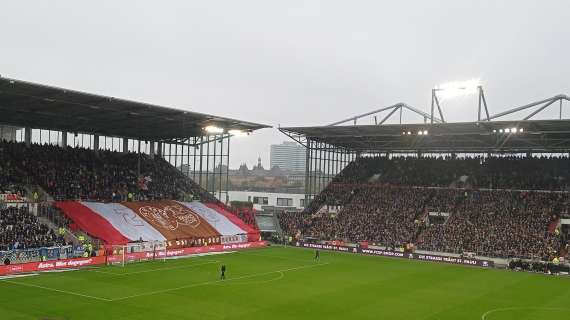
top-left (0, 246), bottom-right (569, 320)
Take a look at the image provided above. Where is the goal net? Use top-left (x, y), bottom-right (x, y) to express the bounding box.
top-left (106, 241), bottom-right (167, 266)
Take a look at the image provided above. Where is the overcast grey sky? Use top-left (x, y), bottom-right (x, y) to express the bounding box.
top-left (1, 1), bottom-right (569, 168)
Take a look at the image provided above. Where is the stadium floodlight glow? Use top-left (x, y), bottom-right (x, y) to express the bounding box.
top-left (511, 128), bottom-right (517, 133)
top-left (493, 129), bottom-right (497, 133)
top-left (434, 78), bottom-right (481, 99)
top-left (505, 128), bottom-right (511, 133)
top-left (499, 129), bottom-right (503, 133)
top-left (418, 130), bottom-right (423, 135)
top-left (407, 131), bottom-right (412, 135)
top-left (519, 128), bottom-right (524, 133)
top-left (204, 125), bottom-right (224, 134)
top-left (228, 129), bottom-right (248, 137)
top-left (423, 130), bottom-right (428, 135)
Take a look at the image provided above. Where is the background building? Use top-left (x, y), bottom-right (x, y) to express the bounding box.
top-left (270, 141), bottom-right (306, 173)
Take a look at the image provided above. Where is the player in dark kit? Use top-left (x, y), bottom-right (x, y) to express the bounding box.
top-left (220, 264), bottom-right (226, 280)
top-left (314, 249), bottom-right (320, 261)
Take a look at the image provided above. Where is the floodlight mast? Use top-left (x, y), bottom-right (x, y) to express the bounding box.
top-left (430, 79), bottom-right (488, 123)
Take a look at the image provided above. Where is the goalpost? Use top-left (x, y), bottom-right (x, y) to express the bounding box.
top-left (106, 241), bottom-right (167, 267)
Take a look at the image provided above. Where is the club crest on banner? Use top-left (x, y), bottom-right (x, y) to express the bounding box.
top-left (139, 204), bottom-right (201, 231)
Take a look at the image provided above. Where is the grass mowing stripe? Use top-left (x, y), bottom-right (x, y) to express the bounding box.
top-left (1, 279), bottom-right (112, 302)
top-left (112, 262), bottom-right (331, 301)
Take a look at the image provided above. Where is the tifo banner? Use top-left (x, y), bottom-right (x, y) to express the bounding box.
top-left (180, 202), bottom-right (248, 236)
top-left (80, 202), bottom-right (166, 242)
top-left (55, 202), bottom-right (130, 244)
top-left (121, 201), bottom-right (221, 241)
top-left (205, 204), bottom-right (260, 242)
top-left (297, 242), bottom-right (495, 268)
top-left (55, 201), bottom-right (257, 244)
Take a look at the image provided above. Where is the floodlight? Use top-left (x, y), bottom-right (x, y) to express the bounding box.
top-left (423, 130), bottom-right (428, 135)
top-left (435, 78), bottom-right (481, 98)
top-left (418, 130), bottom-right (423, 135)
top-left (204, 126), bottom-right (224, 134)
top-left (505, 128), bottom-right (511, 133)
top-left (519, 128), bottom-right (524, 133)
top-left (493, 129), bottom-right (497, 133)
top-left (499, 129), bottom-right (503, 133)
top-left (511, 128), bottom-right (517, 133)
top-left (407, 131), bottom-right (412, 135)
top-left (229, 129), bottom-right (247, 137)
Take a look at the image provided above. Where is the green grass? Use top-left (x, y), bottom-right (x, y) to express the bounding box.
top-left (1, 246), bottom-right (569, 320)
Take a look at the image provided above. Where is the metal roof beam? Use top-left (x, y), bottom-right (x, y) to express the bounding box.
top-left (486, 95), bottom-right (567, 121)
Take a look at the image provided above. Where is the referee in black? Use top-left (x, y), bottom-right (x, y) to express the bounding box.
top-left (314, 249), bottom-right (320, 261)
top-left (220, 264), bottom-right (226, 280)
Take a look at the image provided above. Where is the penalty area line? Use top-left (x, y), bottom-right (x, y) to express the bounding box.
top-left (91, 260), bottom-right (220, 276)
top-left (112, 262), bottom-right (331, 301)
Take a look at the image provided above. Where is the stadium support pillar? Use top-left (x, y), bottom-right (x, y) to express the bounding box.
top-left (157, 142), bottom-right (162, 157)
top-left (93, 135), bottom-right (100, 151)
top-left (61, 131), bottom-right (68, 148)
top-left (24, 127), bottom-right (31, 146)
top-left (123, 138), bottom-right (128, 153)
top-left (149, 142), bottom-right (155, 158)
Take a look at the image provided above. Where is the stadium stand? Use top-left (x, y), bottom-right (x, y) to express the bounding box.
top-left (0, 141), bottom-right (215, 202)
top-left (0, 77), bottom-right (269, 267)
top-left (279, 156), bottom-right (567, 260)
top-left (0, 206), bottom-right (65, 251)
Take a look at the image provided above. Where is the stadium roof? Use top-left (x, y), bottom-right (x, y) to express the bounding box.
top-left (0, 77), bottom-right (270, 141)
top-left (280, 119), bottom-right (570, 153)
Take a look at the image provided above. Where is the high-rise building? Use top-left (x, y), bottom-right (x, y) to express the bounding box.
top-left (270, 141), bottom-right (306, 173)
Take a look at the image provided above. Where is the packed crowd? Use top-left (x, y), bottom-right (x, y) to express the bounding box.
top-left (0, 144), bottom-right (25, 195)
top-left (332, 155), bottom-right (570, 190)
top-left (233, 208), bottom-right (259, 230)
top-left (0, 206), bottom-right (65, 251)
top-left (0, 141), bottom-right (215, 202)
top-left (417, 190), bottom-right (562, 259)
top-left (280, 155), bottom-right (570, 260)
top-left (280, 186), bottom-right (563, 259)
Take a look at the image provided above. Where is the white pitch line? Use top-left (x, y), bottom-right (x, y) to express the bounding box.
top-left (481, 307), bottom-right (570, 320)
top-left (214, 271), bottom-right (285, 286)
top-left (91, 260), bottom-right (219, 276)
top-left (2, 279), bottom-right (111, 302)
top-left (112, 262), bottom-right (331, 301)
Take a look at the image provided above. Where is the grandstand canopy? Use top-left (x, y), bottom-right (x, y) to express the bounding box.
top-left (0, 77), bottom-right (270, 141)
top-left (281, 119), bottom-right (570, 153)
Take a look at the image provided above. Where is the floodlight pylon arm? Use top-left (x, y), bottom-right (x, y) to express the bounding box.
top-left (486, 95), bottom-right (565, 121)
top-left (329, 102), bottom-right (442, 126)
top-left (433, 93), bottom-right (445, 123)
top-left (329, 104), bottom-right (401, 126)
top-left (480, 88), bottom-right (490, 121)
top-left (402, 104), bottom-right (442, 123)
top-left (378, 105), bottom-right (401, 125)
top-left (523, 99), bottom-right (559, 120)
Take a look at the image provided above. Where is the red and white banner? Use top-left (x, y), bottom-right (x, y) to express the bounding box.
top-left (55, 201), bottom-right (259, 244)
top-left (0, 256), bottom-right (106, 276)
top-left (106, 241), bottom-right (268, 263)
top-left (0, 241), bottom-right (268, 275)
top-left (0, 193), bottom-right (25, 203)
